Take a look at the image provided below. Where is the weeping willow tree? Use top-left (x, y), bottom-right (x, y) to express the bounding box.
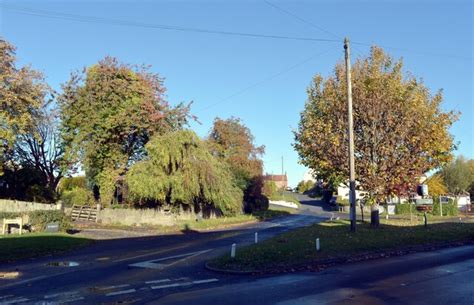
top-left (126, 130), bottom-right (243, 216)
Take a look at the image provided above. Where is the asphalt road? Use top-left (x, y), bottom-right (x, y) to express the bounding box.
top-left (1, 195), bottom-right (473, 305)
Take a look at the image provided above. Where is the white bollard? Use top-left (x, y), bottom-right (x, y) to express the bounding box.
top-left (316, 238), bottom-right (320, 251)
top-left (254, 232), bottom-right (258, 244)
top-left (231, 243), bottom-right (236, 258)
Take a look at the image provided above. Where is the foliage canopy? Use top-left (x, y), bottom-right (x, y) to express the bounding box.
top-left (127, 130), bottom-right (243, 216)
top-left (294, 47), bottom-right (457, 203)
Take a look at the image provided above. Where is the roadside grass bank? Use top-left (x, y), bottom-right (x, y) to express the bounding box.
top-left (207, 219), bottom-right (474, 273)
top-left (74, 206), bottom-right (296, 236)
top-left (0, 233), bottom-right (92, 263)
top-left (269, 192), bottom-right (301, 207)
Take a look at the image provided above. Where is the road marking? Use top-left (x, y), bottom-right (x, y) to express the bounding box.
top-left (0, 297), bottom-right (29, 304)
top-left (57, 296), bottom-right (85, 302)
top-left (101, 284), bottom-right (130, 290)
top-left (129, 249), bottom-right (213, 270)
top-left (0, 295), bottom-right (14, 300)
top-left (145, 279), bottom-right (171, 284)
top-left (113, 244), bottom-right (191, 263)
top-left (192, 278), bottom-right (219, 284)
top-left (151, 278), bottom-right (219, 290)
top-left (151, 283), bottom-right (186, 290)
top-left (0, 275), bottom-right (48, 289)
top-left (44, 290), bottom-right (80, 299)
top-left (106, 289), bottom-right (136, 297)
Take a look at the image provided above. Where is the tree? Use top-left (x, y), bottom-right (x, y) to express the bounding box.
top-left (207, 117), bottom-right (266, 210)
top-left (126, 130), bottom-right (243, 216)
top-left (0, 39), bottom-right (46, 174)
top-left (440, 156), bottom-right (474, 194)
top-left (294, 46), bottom-right (457, 226)
top-left (59, 57), bottom-right (190, 204)
top-left (426, 174), bottom-right (448, 197)
top-left (13, 103), bottom-right (68, 197)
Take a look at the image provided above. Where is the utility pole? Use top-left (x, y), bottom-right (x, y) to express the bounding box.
top-left (281, 156), bottom-right (284, 175)
top-left (344, 38), bottom-right (357, 233)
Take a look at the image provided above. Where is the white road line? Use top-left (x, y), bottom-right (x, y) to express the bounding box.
top-left (0, 297), bottom-right (29, 304)
top-left (0, 275), bottom-right (48, 289)
top-left (192, 278), bottom-right (219, 284)
top-left (113, 244), bottom-right (190, 263)
top-left (44, 291), bottom-right (80, 299)
top-left (145, 279), bottom-right (171, 284)
top-left (151, 278), bottom-right (219, 290)
top-left (151, 283), bottom-right (186, 290)
top-left (57, 296), bottom-right (85, 302)
top-left (105, 289), bottom-right (136, 297)
top-left (0, 295), bottom-right (14, 300)
top-left (101, 284), bottom-right (130, 289)
top-left (129, 249), bottom-right (213, 270)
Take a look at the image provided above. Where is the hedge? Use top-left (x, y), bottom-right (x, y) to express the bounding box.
top-left (0, 210), bottom-right (71, 232)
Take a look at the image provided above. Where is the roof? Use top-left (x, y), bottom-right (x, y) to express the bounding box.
top-left (264, 174), bottom-right (288, 182)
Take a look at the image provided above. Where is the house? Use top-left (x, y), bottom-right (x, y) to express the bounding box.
top-left (263, 174), bottom-right (288, 190)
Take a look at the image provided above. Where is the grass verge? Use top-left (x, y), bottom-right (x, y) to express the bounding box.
top-left (208, 219), bottom-right (474, 273)
top-left (0, 233), bottom-right (92, 263)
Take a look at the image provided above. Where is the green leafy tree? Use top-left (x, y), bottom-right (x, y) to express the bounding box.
top-left (294, 47), bottom-right (457, 226)
top-left (296, 180), bottom-right (314, 193)
top-left (59, 57), bottom-right (190, 204)
top-left (126, 130), bottom-right (243, 216)
top-left (440, 156), bottom-right (474, 194)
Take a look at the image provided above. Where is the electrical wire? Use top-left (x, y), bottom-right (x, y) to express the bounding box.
top-left (0, 4), bottom-right (339, 43)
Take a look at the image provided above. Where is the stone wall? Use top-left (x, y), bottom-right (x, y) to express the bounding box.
top-left (97, 208), bottom-right (196, 226)
top-left (0, 199), bottom-right (62, 213)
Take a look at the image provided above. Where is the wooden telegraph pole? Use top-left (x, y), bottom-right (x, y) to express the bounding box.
top-left (344, 38), bottom-right (357, 232)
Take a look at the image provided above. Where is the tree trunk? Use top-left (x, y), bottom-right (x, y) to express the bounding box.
top-left (370, 203), bottom-right (380, 227)
top-left (360, 203), bottom-right (364, 222)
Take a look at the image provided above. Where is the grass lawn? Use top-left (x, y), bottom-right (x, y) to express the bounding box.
top-left (208, 219), bottom-right (474, 272)
top-left (0, 233), bottom-right (92, 263)
top-left (177, 208), bottom-right (294, 231)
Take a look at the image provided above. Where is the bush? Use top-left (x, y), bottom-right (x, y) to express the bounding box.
top-left (60, 187), bottom-right (91, 207)
top-left (432, 197), bottom-right (458, 216)
top-left (296, 180), bottom-right (314, 193)
top-left (262, 180), bottom-right (278, 198)
top-left (244, 195), bottom-right (269, 213)
top-left (395, 203), bottom-right (415, 215)
top-left (0, 210), bottom-right (71, 232)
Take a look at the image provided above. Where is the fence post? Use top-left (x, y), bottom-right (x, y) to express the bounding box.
top-left (231, 243), bottom-right (236, 258)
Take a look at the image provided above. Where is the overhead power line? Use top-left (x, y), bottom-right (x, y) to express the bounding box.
top-left (0, 4), bottom-right (340, 43)
top-left (263, 0), bottom-right (340, 39)
top-left (196, 47), bottom-right (334, 113)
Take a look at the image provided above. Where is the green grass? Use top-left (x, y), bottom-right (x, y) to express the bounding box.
top-left (208, 219), bottom-right (474, 272)
top-left (178, 208), bottom-right (292, 231)
top-left (0, 233), bottom-right (92, 263)
top-left (269, 192), bottom-right (301, 207)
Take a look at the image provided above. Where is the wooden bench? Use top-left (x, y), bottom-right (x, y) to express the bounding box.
top-left (2, 218), bottom-right (23, 235)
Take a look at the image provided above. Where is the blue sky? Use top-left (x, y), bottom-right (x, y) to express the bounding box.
top-left (1, 0), bottom-right (472, 187)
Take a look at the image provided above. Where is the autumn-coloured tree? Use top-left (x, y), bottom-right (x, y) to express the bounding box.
top-left (59, 57), bottom-right (190, 204)
top-left (207, 117), bottom-right (267, 211)
top-left (0, 39), bottom-right (47, 174)
top-left (294, 47), bottom-right (457, 225)
top-left (426, 174), bottom-right (448, 197)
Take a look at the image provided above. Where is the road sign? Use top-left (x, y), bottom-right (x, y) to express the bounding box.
top-left (415, 198), bottom-right (433, 205)
top-left (440, 196), bottom-right (449, 203)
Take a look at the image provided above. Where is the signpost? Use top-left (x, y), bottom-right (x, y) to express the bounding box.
top-left (45, 222), bottom-right (59, 233)
top-left (439, 196), bottom-right (449, 216)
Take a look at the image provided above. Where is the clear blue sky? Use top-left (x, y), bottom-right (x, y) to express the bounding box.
top-left (1, 0), bottom-right (472, 187)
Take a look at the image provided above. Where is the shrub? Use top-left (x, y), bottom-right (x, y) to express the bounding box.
top-left (262, 180), bottom-right (278, 198)
top-left (296, 180), bottom-right (314, 193)
top-left (395, 203), bottom-right (416, 215)
top-left (322, 190), bottom-right (334, 204)
top-left (336, 196), bottom-right (350, 206)
top-left (0, 210), bottom-right (71, 232)
top-left (432, 197), bottom-right (458, 216)
top-left (60, 187), bottom-right (91, 207)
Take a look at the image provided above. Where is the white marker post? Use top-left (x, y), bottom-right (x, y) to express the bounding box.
top-left (316, 238), bottom-right (320, 252)
top-left (254, 232), bottom-right (258, 244)
top-left (231, 243), bottom-right (236, 258)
